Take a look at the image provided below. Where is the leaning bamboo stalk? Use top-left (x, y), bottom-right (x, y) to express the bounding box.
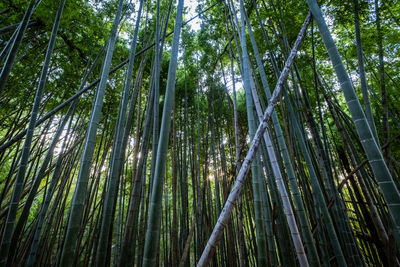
top-left (0, 1), bottom-right (65, 264)
top-left (0, 27), bottom-right (18, 65)
top-left (0, 0), bottom-right (36, 96)
top-left (8, 101), bottom-right (74, 264)
top-left (95, 0), bottom-right (144, 264)
top-left (197, 13), bottom-right (310, 267)
top-left (243, 5), bottom-right (313, 265)
top-left (60, 1), bottom-right (124, 265)
top-left (251, 6), bottom-right (321, 267)
top-left (306, 0), bottom-right (400, 240)
top-left (249, 67), bottom-right (309, 267)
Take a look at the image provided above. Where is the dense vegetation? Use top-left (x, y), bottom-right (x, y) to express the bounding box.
top-left (0, 0), bottom-right (399, 266)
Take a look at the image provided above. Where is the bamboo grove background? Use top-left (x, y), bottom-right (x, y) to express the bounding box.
top-left (0, 0), bottom-right (399, 266)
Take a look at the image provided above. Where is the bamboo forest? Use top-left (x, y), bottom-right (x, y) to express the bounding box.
top-left (1, 0), bottom-right (400, 266)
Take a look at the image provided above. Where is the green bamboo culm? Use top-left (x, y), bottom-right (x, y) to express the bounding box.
top-left (8, 95), bottom-right (73, 265)
top-left (283, 87), bottom-right (348, 267)
top-left (306, 0), bottom-right (400, 241)
top-left (0, 0), bottom-right (36, 97)
top-left (95, 1), bottom-right (143, 265)
top-left (244, 6), bottom-right (320, 266)
top-left (149, 0), bottom-right (162, 195)
top-left (197, 14), bottom-right (311, 266)
top-left (238, 1), bottom-right (268, 265)
top-left (59, 0), bottom-right (124, 265)
top-left (142, 0), bottom-right (184, 265)
top-left (0, 0), bottom-right (65, 265)
top-left (353, 0), bottom-right (379, 144)
top-left (0, 29), bottom-right (17, 65)
top-left (27, 46), bottom-right (105, 266)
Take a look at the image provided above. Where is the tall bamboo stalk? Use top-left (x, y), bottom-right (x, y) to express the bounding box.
top-left (0, 0), bottom-right (36, 96)
top-left (0, 1), bottom-right (65, 264)
top-left (197, 14), bottom-right (310, 266)
top-left (238, 2), bottom-right (268, 265)
top-left (142, 0), bottom-right (184, 265)
top-left (59, 1), bottom-right (124, 265)
top-left (353, 0), bottom-right (379, 144)
top-left (306, 0), bottom-right (400, 242)
top-left (95, 1), bottom-right (143, 264)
